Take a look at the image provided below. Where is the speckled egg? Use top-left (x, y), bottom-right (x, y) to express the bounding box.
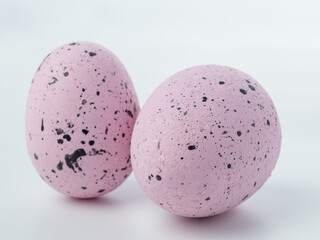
top-left (25, 42), bottom-right (139, 198)
top-left (131, 65), bottom-right (281, 217)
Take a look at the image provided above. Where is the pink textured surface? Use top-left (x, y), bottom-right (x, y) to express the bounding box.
top-left (131, 65), bottom-right (281, 217)
top-left (25, 42), bottom-right (139, 198)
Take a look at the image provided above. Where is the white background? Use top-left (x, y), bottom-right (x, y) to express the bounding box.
top-left (1, 1), bottom-right (320, 239)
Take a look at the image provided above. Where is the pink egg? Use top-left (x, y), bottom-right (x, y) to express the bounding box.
top-left (131, 65), bottom-right (281, 217)
top-left (25, 42), bottom-right (139, 198)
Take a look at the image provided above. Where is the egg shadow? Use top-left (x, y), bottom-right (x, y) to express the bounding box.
top-left (167, 207), bottom-right (264, 238)
top-left (165, 182), bottom-right (316, 238)
top-left (58, 194), bottom-right (120, 209)
top-left (56, 176), bottom-right (145, 209)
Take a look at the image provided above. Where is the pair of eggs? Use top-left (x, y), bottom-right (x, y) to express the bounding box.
top-left (25, 42), bottom-right (281, 217)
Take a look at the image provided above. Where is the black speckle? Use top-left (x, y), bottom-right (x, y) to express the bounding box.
top-left (133, 103), bottom-right (137, 113)
top-left (41, 118), bottom-right (44, 131)
top-left (63, 134), bottom-right (71, 141)
top-left (105, 127), bottom-right (108, 135)
top-left (254, 182), bottom-right (257, 187)
top-left (37, 54), bottom-right (50, 72)
top-left (89, 52), bottom-right (97, 57)
top-left (267, 119), bottom-right (270, 126)
top-left (89, 140), bottom-right (95, 146)
top-left (205, 197), bottom-right (210, 201)
top-left (51, 169), bottom-right (56, 173)
top-left (121, 167), bottom-right (127, 171)
top-left (48, 77), bottom-right (58, 85)
top-left (65, 149), bottom-right (86, 173)
top-left (248, 85), bottom-right (255, 91)
top-left (57, 161), bottom-right (63, 170)
top-left (219, 81), bottom-right (225, 85)
top-left (82, 99), bottom-right (87, 105)
top-left (96, 91), bottom-right (100, 96)
top-left (98, 189), bottom-right (105, 193)
top-left (156, 175), bottom-right (162, 181)
top-left (34, 153), bottom-right (38, 160)
top-left (57, 139), bottom-right (64, 144)
top-left (237, 131), bottom-right (242, 137)
top-left (188, 145), bottom-right (196, 150)
top-left (125, 109), bottom-right (133, 118)
top-left (82, 129), bottom-right (89, 135)
top-left (55, 128), bottom-right (64, 135)
top-left (240, 89), bottom-right (247, 95)
top-left (242, 194), bottom-right (249, 201)
top-left (64, 72), bottom-right (69, 77)
top-left (122, 133), bottom-right (125, 138)
top-left (202, 96), bottom-right (207, 102)
top-left (227, 164), bottom-right (232, 169)
top-left (81, 186), bottom-right (87, 190)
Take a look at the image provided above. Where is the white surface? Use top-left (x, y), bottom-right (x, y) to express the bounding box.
top-left (0, 1), bottom-right (320, 239)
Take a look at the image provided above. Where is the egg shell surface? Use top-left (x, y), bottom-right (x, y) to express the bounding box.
top-left (25, 42), bottom-right (139, 198)
top-left (131, 65), bottom-right (281, 217)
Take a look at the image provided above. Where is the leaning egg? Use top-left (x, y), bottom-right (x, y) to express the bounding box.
top-left (25, 42), bottom-right (139, 198)
top-left (131, 65), bottom-right (281, 217)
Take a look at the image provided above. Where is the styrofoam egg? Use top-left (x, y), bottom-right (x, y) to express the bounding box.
top-left (131, 65), bottom-right (281, 217)
top-left (25, 42), bottom-right (139, 198)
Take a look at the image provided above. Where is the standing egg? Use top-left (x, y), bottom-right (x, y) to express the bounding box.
top-left (25, 42), bottom-right (139, 198)
top-left (131, 65), bottom-right (281, 217)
